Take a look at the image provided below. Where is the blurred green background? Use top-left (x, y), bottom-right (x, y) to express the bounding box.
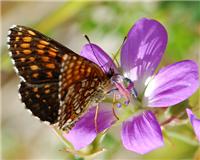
top-left (1, 1), bottom-right (200, 160)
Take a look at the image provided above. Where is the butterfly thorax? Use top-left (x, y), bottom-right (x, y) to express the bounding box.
top-left (91, 77), bottom-right (114, 103)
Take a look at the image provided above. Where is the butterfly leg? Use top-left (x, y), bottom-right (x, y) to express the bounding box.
top-left (94, 104), bottom-right (99, 133)
top-left (112, 93), bottom-right (119, 120)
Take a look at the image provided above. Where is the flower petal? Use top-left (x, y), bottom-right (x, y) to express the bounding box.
top-left (143, 60), bottom-right (199, 107)
top-left (121, 111), bottom-right (164, 154)
top-left (80, 43), bottom-right (118, 73)
top-left (63, 103), bottom-right (117, 150)
top-left (121, 18), bottom-right (168, 95)
top-left (186, 108), bottom-right (200, 142)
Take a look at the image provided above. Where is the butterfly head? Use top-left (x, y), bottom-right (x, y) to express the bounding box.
top-left (106, 67), bottom-right (115, 78)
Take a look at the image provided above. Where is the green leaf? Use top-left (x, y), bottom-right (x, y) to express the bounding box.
top-left (168, 100), bottom-right (189, 119)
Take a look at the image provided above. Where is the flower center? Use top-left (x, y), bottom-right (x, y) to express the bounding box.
top-left (108, 75), bottom-right (146, 122)
top-left (111, 75), bottom-right (138, 106)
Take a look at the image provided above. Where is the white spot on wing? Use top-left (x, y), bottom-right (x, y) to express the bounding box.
top-left (8, 30), bottom-right (11, 35)
top-left (7, 37), bottom-right (10, 43)
top-left (19, 75), bottom-right (26, 82)
top-left (33, 116), bottom-right (40, 121)
top-left (75, 108), bottom-right (81, 114)
top-left (11, 59), bottom-right (15, 65)
top-left (91, 81), bottom-right (95, 87)
top-left (26, 109), bottom-right (33, 115)
top-left (60, 68), bottom-right (64, 73)
top-left (58, 81), bottom-right (62, 93)
top-left (10, 24), bottom-right (17, 29)
top-left (73, 56), bottom-right (77, 60)
top-left (74, 94), bottom-right (79, 99)
top-left (43, 121), bottom-right (50, 125)
top-left (73, 102), bottom-right (79, 108)
top-left (8, 51), bottom-right (12, 57)
top-left (66, 119), bottom-right (72, 123)
top-left (13, 66), bottom-right (19, 74)
top-left (63, 54), bottom-right (68, 60)
top-left (82, 81), bottom-right (86, 87)
top-left (18, 83), bottom-right (22, 100)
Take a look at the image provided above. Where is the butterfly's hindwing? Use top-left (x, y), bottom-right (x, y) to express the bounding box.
top-left (58, 78), bottom-right (104, 131)
top-left (19, 81), bottom-right (59, 124)
top-left (57, 52), bottom-right (108, 130)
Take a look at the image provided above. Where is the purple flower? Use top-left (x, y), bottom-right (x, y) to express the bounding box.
top-left (186, 108), bottom-right (200, 142)
top-left (63, 103), bottom-right (117, 150)
top-left (63, 18), bottom-right (199, 154)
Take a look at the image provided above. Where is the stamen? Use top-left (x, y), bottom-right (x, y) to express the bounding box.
top-left (124, 100), bottom-right (130, 106)
top-left (131, 87), bottom-right (138, 98)
top-left (111, 75), bottom-right (140, 107)
top-left (111, 75), bottom-right (131, 105)
top-left (113, 81), bottom-right (131, 104)
top-left (127, 81), bottom-right (134, 91)
top-left (117, 103), bottom-right (122, 108)
top-left (124, 77), bottom-right (138, 98)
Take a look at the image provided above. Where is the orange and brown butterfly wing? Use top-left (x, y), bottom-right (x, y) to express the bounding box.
top-left (59, 54), bottom-right (106, 101)
top-left (7, 25), bottom-right (109, 128)
top-left (58, 51), bottom-right (108, 130)
top-left (7, 25), bottom-right (75, 84)
top-left (19, 81), bottom-right (59, 124)
top-left (7, 25), bottom-right (76, 124)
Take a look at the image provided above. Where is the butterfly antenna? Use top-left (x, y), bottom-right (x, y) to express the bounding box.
top-left (102, 36), bottom-right (128, 72)
top-left (112, 53), bottom-right (120, 68)
top-left (99, 36), bottom-right (127, 73)
top-left (84, 35), bottom-right (106, 73)
top-left (113, 36), bottom-right (127, 68)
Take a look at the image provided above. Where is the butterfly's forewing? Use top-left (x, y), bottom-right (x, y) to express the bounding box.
top-left (7, 25), bottom-right (75, 84)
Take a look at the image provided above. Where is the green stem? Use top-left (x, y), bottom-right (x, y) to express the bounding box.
top-left (33, 2), bottom-right (90, 33)
top-left (52, 127), bottom-right (74, 149)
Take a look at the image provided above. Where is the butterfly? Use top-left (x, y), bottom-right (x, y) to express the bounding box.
top-left (7, 25), bottom-right (115, 131)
